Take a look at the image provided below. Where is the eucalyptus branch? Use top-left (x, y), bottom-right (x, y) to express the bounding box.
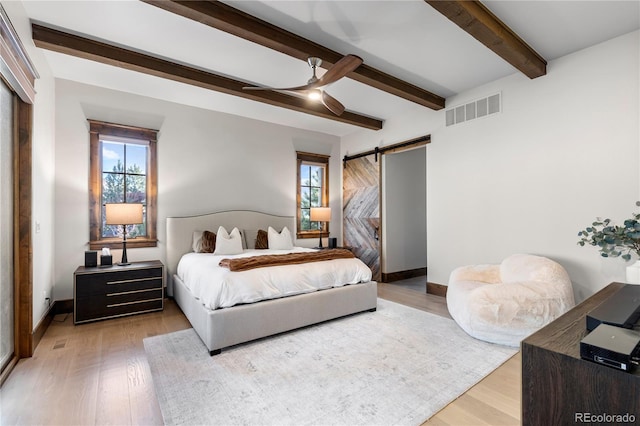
top-left (578, 202), bottom-right (640, 262)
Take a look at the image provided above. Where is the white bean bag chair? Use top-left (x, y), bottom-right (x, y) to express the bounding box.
top-left (446, 254), bottom-right (575, 347)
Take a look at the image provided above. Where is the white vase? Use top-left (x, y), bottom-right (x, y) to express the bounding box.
top-left (625, 260), bottom-right (640, 284)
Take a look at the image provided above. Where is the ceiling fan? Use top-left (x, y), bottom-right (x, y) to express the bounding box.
top-left (243, 54), bottom-right (363, 116)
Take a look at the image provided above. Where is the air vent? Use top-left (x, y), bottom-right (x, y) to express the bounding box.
top-left (445, 93), bottom-right (501, 127)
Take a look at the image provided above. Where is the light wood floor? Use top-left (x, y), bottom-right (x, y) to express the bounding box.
top-left (0, 284), bottom-right (520, 425)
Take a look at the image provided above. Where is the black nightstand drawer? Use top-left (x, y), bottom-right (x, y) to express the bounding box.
top-left (76, 272), bottom-right (163, 297)
top-left (75, 294), bottom-right (163, 323)
top-left (74, 260), bottom-right (164, 324)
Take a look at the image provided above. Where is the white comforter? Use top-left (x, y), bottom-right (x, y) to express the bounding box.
top-left (177, 247), bottom-right (373, 310)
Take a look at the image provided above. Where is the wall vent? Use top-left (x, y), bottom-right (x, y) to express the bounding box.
top-left (445, 93), bottom-right (501, 127)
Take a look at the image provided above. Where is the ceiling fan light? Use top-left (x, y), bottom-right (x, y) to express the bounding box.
top-left (308, 89), bottom-right (322, 101)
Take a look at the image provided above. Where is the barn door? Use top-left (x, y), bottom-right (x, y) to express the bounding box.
top-left (343, 154), bottom-right (380, 281)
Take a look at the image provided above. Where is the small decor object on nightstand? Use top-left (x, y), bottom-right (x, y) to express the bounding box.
top-left (578, 201), bottom-right (640, 284)
top-left (84, 250), bottom-right (97, 267)
top-left (100, 248), bottom-right (112, 267)
top-left (310, 206), bottom-right (331, 249)
top-left (105, 203), bottom-right (143, 266)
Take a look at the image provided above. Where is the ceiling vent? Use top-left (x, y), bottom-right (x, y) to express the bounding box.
top-left (445, 93), bottom-right (501, 127)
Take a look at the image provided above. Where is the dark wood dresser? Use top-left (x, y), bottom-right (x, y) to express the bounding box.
top-left (522, 282), bottom-right (640, 425)
top-left (74, 260), bottom-right (164, 324)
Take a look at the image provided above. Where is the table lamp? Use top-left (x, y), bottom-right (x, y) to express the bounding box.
top-left (310, 207), bottom-right (331, 249)
top-left (105, 203), bottom-right (143, 265)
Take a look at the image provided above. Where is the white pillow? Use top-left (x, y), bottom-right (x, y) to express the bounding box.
top-left (213, 226), bottom-right (243, 255)
top-left (243, 229), bottom-right (259, 249)
top-left (192, 230), bottom-right (204, 252)
top-left (268, 226), bottom-right (293, 250)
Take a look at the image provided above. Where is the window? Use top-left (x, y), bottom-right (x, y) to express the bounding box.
top-left (296, 151), bottom-right (329, 238)
top-left (89, 120), bottom-right (158, 249)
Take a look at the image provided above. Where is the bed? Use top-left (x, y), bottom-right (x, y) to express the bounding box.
top-left (166, 210), bottom-right (378, 355)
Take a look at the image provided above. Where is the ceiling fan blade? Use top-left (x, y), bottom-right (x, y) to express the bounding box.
top-left (243, 54), bottom-right (362, 93)
top-left (243, 82), bottom-right (318, 92)
top-left (321, 91), bottom-right (345, 116)
top-left (316, 54), bottom-right (363, 87)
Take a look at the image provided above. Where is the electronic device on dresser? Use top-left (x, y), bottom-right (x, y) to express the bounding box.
top-left (586, 283), bottom-right (640, 331)
top-left (580, 323), bottom-right (640, 372)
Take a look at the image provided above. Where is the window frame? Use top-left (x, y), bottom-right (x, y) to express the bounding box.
top-left (296, 151), bottom-right (329, 239)
top-left (88, 120), bottom-right (158, 250)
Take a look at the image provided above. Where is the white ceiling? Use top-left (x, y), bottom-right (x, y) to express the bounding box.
top-left (21, 0), bottom-right (640, 137)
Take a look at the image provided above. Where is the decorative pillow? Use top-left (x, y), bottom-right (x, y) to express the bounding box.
top-left (239, 229), bottom-right (247, 249)
top-left (243, 229), bottom-right (259, 250)
top-left (213, 226), bottom-right (244, 255)
top-left (192, 230), bottom-right (217, 253)
top-left (200, 230), bottom-right (216, 253)
top-left (192, 230), bottom-right (204, 252)
top-left (267, 226), bottom-right (293, 250)
top-left (255, 229), bottom-right (269, 249)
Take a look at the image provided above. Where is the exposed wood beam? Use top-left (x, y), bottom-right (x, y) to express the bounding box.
top-left (31, 23), bottom-right (383, 130)
top-left (425, 0), bottom-right (546, 79)
top-left (141, 0), bottom-right (446, 110)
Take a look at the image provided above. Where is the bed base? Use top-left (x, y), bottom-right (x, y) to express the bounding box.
top-left (173, 274), bottom-right (377, 355)
top-left (206, 307), bottom-right (379, 356)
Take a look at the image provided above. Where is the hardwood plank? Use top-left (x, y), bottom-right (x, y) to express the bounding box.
top-left (378, 282), bottom-right (450, 318)
top-left (424, 354), bottom-right (521, 425)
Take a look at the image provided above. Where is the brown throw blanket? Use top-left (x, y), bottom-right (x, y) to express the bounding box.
top-left (219, 249), bottom-right (355, 272)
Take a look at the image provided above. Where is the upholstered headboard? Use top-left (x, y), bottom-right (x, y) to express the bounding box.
top-left (165, 210), bottom-right (294, 294)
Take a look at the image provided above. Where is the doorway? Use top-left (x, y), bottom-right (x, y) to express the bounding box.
top-left (381, 146), bottom-right (427, 283)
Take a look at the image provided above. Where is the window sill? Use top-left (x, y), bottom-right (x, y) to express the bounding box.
top-left (89, 238), bottom-right (157, 250)
top-left (296, 231), bottom-right (328, 239)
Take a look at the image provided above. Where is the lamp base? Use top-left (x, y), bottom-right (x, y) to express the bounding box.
top-left (120, 231), bottom-right (130, 266)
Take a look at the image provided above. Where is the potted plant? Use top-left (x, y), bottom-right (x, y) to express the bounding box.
top-left (578, 202), bottom-right (640, 283)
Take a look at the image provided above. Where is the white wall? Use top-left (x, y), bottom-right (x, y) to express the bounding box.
top-left (3, 2), bottom-right (57, 328)
top-left (382, 147), bottom-right (427, 274)
top-left (343, 30), bottom-right (639, 302)
top-left (53, 80), bottom-right (341, 300)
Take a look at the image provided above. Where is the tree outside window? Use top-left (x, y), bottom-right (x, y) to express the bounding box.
top-left (296, 152), bottom-right (329, 238)
top-left (101, 140), bottom-right (148, 239)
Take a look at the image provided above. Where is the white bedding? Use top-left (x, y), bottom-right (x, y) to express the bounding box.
top-left (177, 247), bottom-right (373, 310)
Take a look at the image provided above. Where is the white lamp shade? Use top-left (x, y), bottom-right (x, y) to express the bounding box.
top-left (105, 203), bottom-right (143, 225)
top-left (310, 207), bottom-right (331, 222)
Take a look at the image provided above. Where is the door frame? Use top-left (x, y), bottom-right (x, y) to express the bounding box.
top-left (342, 135), bottom-right (430, 282)
top-left (0, 5), bottom-right (37, 385)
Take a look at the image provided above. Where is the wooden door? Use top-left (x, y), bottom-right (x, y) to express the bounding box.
top-left (343, 154), bottom-right (380, 281)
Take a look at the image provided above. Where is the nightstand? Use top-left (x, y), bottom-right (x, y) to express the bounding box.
top-left (74, 260), bottom-right (164, 324)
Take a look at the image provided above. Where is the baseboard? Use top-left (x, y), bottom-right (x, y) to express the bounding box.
top-left (32, 299), bottom-right (74, 352)
top-left (32, 303), bottom-right (54, 351)
top-left (381, 267), bottom-right (427, 283)
top-left (426, 282), bottom-right (447, 297)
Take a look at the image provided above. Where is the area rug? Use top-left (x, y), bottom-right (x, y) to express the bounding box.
top-left (144, 299), bottom-right (517, 426)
